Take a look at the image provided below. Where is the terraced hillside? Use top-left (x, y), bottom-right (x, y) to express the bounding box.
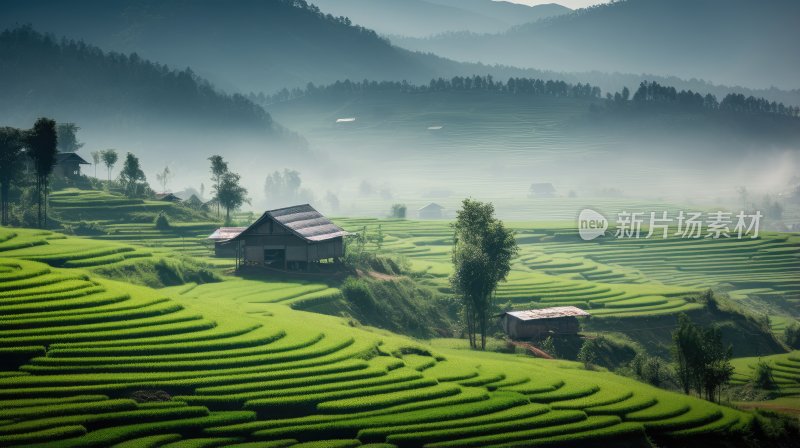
top-left (48, 189), bottom-right (224, 263)
top-left (732, 352), bottom-right (800, 396)
top-left (336, 218), bottom-right (800, 326)
top-left (0, 227), bottom-right (218, 288)
top-left (0, 250), bottom-right (753, 447)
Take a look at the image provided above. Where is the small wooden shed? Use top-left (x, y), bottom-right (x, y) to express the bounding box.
top-left (53, 153), bottom-right (89, 179)
top-left (207, 227), bottom-right (247, 257)
top-left (418, 203), bottom-right (444, 220)
top-left (500, 306), bottom-right (589, 339)
top-left (225, 204), bottom-right (348, 271)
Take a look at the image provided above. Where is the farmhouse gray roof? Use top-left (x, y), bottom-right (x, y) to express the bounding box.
top-left (503, 306), bottom-right (590, 321)
top-left (232, 204), bottom-right (349, 243)
top-left (207, 227), bottom-right (247, 241)
top-left (418, 203), bottom-right (444, 211)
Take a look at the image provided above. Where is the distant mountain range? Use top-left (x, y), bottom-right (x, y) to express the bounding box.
top-left (0, 0), bottom-right (545, 95)
top-left (309, 0), bottom-right (570, 37)
top-left (0, 0), bottom-right (797, 104)
top-left (392, 0), bottom-right (800, 90)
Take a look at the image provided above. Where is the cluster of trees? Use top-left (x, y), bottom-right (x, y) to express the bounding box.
top-left (257, 76), bottom-right (602, 104)
top-left (0, 118), bottom-right (58, 228)
top-left (672, 313), bottom-right (734, 402)
top-left (286, 0), bottom-right (383, 40)
top-left (207, 156), bottom-right (249, 223)
top-left (450, 199), bottom-right (518, 350)
top-left (263, 169), bottom-right (313, 209)
top-left (609, 81), bottom-right (800, 118)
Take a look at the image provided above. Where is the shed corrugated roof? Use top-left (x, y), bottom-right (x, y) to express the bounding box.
top-left (208, 227), bottom-right (247, 241)
top-left (232, 204), bottom-right (348, 243)
top-left (418, 203), bottom-right (444, 211)
top-left (55, 153), bottom-right (89, 164)
top-left (504, 306), bottom-right (589, 321)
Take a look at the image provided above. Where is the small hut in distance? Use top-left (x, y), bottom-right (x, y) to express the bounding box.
top-left (418, 203), bottom-right (444, 220)
top-left (53, 153), bottom-right (90, 179)
top-left (500, 306), bottom-right (589, 339)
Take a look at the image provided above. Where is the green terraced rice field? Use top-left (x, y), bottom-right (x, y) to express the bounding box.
top-left (335, 218), bottom-right (800, 325)
top-left (0, 245), bottom-right (753, 446)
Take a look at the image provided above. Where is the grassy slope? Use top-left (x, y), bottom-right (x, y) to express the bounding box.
top-left (0, 245), bottom-right (753, 447)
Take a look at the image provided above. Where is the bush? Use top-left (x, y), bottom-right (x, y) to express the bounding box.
top-left (752, 360), bottom-right (776, 390)
top-left (341, 277), bottom-right (373, 312)
top-left (154, 212), bottom-right (171, 230)
top-left (577, 338), bottom-right (600, 368)
top-left (785, 323), bottom-right (800, 349)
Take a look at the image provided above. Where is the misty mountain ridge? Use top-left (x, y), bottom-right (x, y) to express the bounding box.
top-left (0, 0), bottom-right (479, 94)
top-left (392, 0), bottom-right (800, 91)
top-left (309, 0), bottom-right (570, 37)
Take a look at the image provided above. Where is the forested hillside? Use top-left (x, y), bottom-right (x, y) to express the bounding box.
top-left (0, 27), bottom-right (272, 132)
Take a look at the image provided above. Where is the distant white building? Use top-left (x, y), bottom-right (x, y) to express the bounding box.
top-left (418, 203), bottom-right (444, 220)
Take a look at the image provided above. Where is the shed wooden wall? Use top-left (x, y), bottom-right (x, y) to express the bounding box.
top-left (502, 316), bottom-right (580, 339)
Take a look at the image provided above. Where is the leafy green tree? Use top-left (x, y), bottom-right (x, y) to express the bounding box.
top-left (752, 360), bottom-right (775, 390)
top-left (672, 313), bottom-right (733, 402)
top-left (700, 325), bottom-right (734, 402)
top-left (216, 171), bottom-right (249, 223)
top-left (56, 123), bottom-right (83, 153)
top-left (672, 313), bottom-right (702, 395)
top-left (208, 155), bottom-right (228, 217)
top-left (0, 127), bottom-right (25, 226)
top-left (450, 199), bottom-right (518, 350)
top-left (119, 153), bottom-right (147, 198)
top-left (101, 149), bottom-right (118, 182)
top-left (26, 117), bottom-right (58, 228)
top-left (390, 203), bottom-right (407, 219)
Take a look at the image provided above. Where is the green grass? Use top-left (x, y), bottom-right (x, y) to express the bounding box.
top-left (0, 229), bottom-right (756, 446)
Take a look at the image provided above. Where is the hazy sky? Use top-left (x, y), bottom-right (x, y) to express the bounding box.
top-left (502, 0), bottom-right (610, 10)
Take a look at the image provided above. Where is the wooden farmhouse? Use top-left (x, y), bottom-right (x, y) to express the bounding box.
top-left (500, 306), bottom-right (589, 339)
top-left (223, 204), bottom-right (348, 271)
top-left (53, 153), bottom-right (90, 179)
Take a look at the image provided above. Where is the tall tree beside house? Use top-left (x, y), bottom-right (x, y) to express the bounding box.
top-left (0, 127), bottom-right (25, 226)
top-left (450, 199), bottom-right (517, 350)
top-left (101, 149), bottom-right (118, 182)
top-left (118, 152), bottom-right (147, 198)
top-left (56, 123), bottom-right (83, 153)
top-left (216, 171), bottom-right (249, 223)
top-left (26, 117), bottom-right (58, 228)
top-left (90, 151), bottom-right (100, 178)
top-left (208, 155), bottom-right (228, 217)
